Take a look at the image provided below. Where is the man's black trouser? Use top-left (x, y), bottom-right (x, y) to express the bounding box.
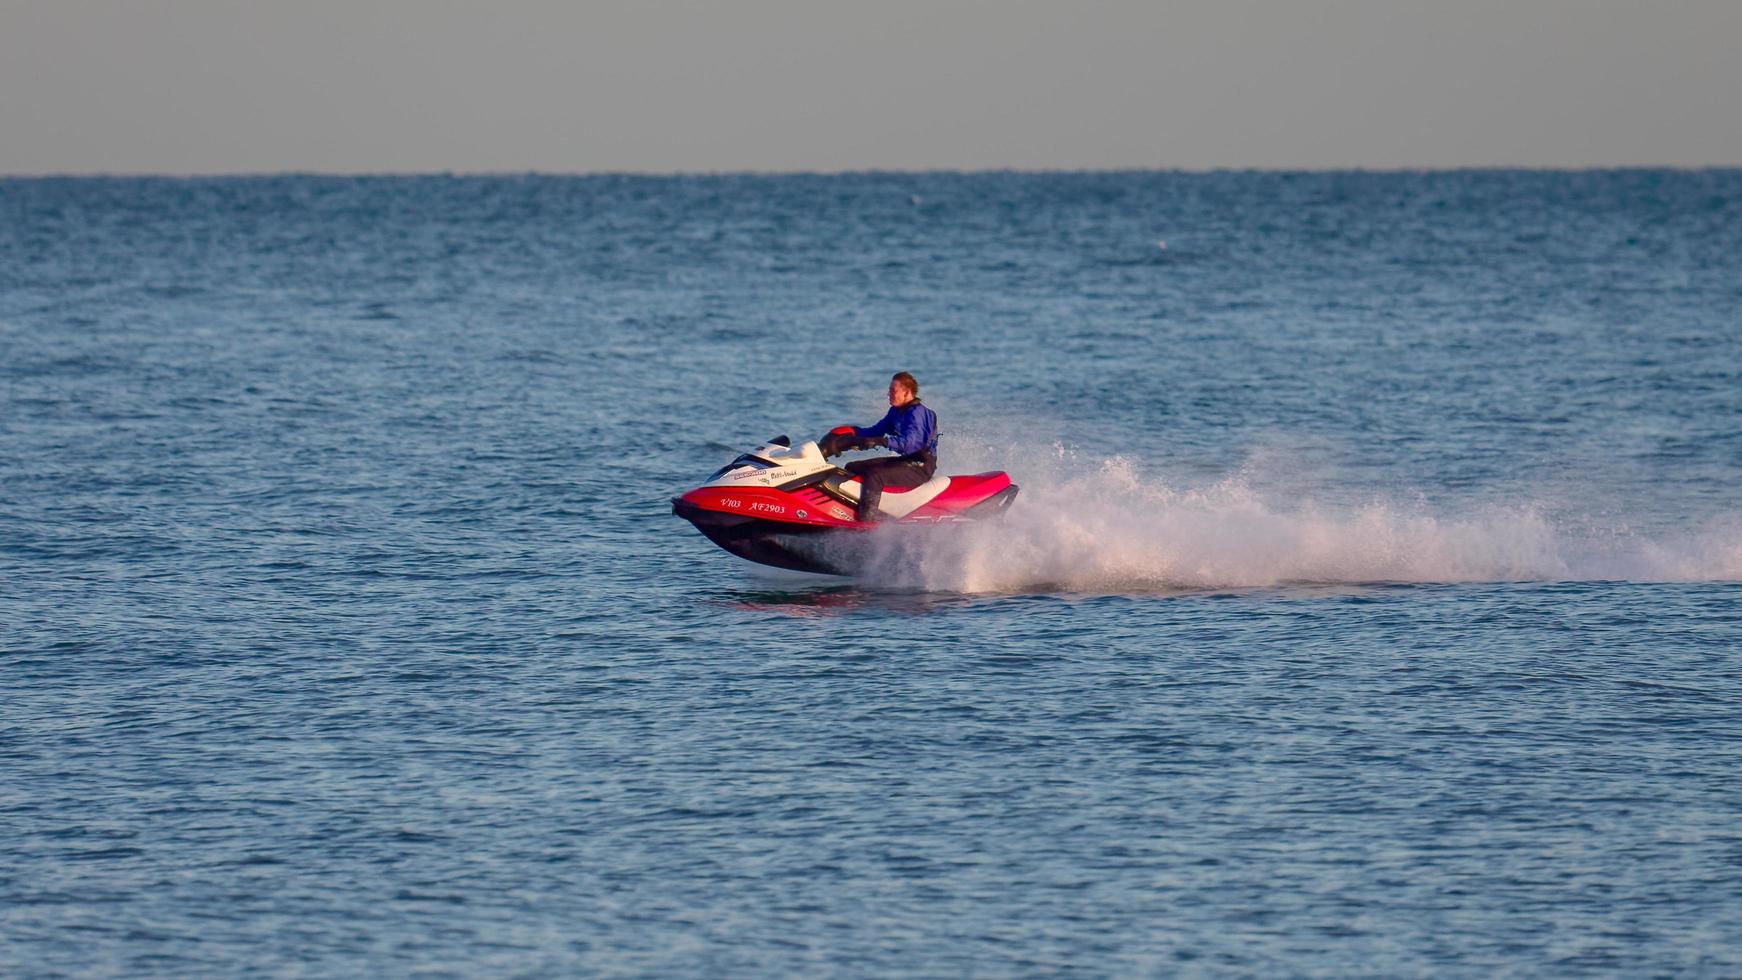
top-left (846, 454), bottom-right (935, 522)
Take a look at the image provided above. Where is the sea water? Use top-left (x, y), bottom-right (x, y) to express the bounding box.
top-left (3, 171), bottom-right (1740, 975)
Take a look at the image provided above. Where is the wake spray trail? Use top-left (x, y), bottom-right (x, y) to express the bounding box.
top-left (858, 449), bottom-right (1742, 593)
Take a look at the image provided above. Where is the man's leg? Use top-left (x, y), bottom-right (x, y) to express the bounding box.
top-left (846, 458), bottom-right (927, 522)
top-left (844, 458), bottom-right (883, 521)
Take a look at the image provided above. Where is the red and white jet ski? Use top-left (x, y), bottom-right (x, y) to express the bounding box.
top-left (672, 435), bottom-right (1019, 575)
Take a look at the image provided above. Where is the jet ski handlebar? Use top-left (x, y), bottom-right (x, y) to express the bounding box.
top-left (818, 426), bottom-right (882, 458)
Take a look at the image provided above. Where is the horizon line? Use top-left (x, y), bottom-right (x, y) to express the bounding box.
top-left (5, 163), bottom-right (1742, 180)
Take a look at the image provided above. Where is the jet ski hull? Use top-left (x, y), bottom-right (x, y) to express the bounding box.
top-left (672, 496), bottom-right (867, 574)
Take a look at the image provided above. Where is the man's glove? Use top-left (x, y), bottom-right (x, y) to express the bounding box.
top-left (819, 426), bottom-right (864, 458)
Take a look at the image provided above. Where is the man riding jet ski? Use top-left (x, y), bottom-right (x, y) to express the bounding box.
top-left (819, 371), bottom-right (937, 522)
top-left (671, 373), bottom-right (1018, 575)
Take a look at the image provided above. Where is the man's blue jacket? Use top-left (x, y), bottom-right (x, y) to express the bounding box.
top-left (854, 401), bottom-right (938, 459)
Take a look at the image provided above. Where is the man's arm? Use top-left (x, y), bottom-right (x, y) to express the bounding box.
top-left (853, 409), bottom-right (896, 441)
top-left (883, 409), bottom-right (930, 455)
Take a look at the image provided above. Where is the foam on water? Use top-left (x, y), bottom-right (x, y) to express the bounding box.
top-left (863, 445), bottom-right (1742, 592)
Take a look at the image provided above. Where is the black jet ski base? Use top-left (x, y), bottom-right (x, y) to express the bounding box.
top-left (671, 497), bottom-right (867, 575)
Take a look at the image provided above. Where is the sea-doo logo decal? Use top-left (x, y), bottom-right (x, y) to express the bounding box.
top-left (729, 468), bottom-right (796, 482)
top-left (796, 510), bottom-right (808, 519)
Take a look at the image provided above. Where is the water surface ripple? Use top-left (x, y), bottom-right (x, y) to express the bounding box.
top-left (3, 172), bottom-right (1741, 976)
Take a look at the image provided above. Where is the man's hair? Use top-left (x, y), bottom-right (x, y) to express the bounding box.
top-left (891, 371), bottom-right (919, 397)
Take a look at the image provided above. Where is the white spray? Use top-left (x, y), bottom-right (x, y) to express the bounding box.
top-left (855, 443), bottom-right (1742, 593)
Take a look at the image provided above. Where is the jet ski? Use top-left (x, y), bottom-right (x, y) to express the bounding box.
top-left (671, 435), bottom-right (1019, 575)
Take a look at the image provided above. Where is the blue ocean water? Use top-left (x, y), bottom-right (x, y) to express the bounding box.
top-left (3, 171), bottom-right (1741, 975)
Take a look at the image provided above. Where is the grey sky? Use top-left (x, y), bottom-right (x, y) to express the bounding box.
top-left (2, 0), bottom-right (1738, 175)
